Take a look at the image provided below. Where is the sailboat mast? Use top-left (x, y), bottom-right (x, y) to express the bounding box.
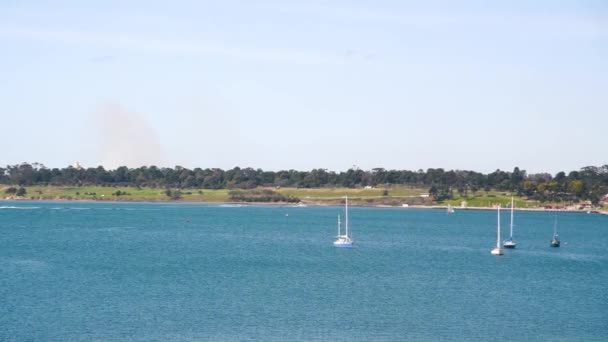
top-left (510, 197), bottom-right (514, 239)
top-left (497, 204), bottom-right (501, 248)
top-left (337, 214), bottom-right (341, 236)
top-left (345, 196), bottom-right (349, 237)
top-left (554, 215), bottom-right (557, 235)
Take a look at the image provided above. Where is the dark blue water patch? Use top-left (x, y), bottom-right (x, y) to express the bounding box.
top-left (0, 201), bottom-right (607, 341)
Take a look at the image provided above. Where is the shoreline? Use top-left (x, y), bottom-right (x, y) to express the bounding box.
top-left (2, 197), bottom-right (606, 214)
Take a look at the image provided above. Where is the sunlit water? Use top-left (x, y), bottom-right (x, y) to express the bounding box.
top-left (1, 201), bottom-right (607, 341)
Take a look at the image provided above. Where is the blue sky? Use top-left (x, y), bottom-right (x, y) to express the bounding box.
top-left (1, 0), bottom-right (606, 173)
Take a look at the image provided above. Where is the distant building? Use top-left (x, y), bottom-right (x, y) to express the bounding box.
top-left (419, 193), bottom-right (430, 198)
top-left (72, 162), bottom-right (83, 170)
top-left (460, 201), bottom-right (468, 208)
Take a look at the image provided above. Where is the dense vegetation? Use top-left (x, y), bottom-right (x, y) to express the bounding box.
top-left (2, 163), bottom-right (607, 204)
top-left (228, 189), bottom-right (300, 203)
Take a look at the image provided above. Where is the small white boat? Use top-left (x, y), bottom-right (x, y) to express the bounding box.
top-left (503, 197), bottom-right (517, 249)
top-left (447, 204), bottom-right (455, 213)
top-left (334, 196), bottom-right (353, 248)
top-left (491, 205), bottom-right (503, 255)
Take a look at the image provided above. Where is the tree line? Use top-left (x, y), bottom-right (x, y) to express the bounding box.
top-left (2, 163), bottom-right (607, 204)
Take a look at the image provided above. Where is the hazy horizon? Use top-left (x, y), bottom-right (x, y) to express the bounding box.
top-left (1, 1), bottom-right (606, 174)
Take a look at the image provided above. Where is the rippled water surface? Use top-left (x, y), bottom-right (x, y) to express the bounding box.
top-left (1, 201), bottom-right (607, 341)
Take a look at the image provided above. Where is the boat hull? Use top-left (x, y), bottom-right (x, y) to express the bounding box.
top-left (491, 247), bottom-right (503, 255)
top-left (333, 242), bottom-right (353, 248)
top-left (503, 240), bottom-right (517, 249)
top-left (550, 241), bottom-right (560, 247)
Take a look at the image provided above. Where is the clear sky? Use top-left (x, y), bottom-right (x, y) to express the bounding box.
top-left (1, 0), bottom-right (606, 174)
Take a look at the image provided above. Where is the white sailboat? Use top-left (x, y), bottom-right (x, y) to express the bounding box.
top-left (503, 197), bottom-right (517, 249)
top-left (491, 204), bottom-right (503, 255)
top-left (447, 204), bottom-right (455, 214)
top-left (334, 196), bottom-right (353, 248)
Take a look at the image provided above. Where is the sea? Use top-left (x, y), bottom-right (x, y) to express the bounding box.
top-left (1, 201), bottom-right (607, 341)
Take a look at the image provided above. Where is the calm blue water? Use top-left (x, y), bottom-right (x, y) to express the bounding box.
top-left (1, 201), bottom-right (607, 341)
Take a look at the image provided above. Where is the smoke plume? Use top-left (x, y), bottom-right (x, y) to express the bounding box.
top-left (93, 103), bottom-right (164, 169)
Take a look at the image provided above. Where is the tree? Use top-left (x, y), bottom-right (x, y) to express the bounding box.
top-left (469, 185), bottom-right (478, 196)
top-left (522, 180), bottom-right (537, 196)
top-left (164, 189), bottom-right (182, 200)
top-left (16, 187), bottom-right (27, 196)
top-left (511, 167), bottom-right (526, 192)
top-left (1, 162), bottom-right (606, 205)
top-left (567, 180), bottom-right (584, 197)
top-left (429, 184), bottom-right (452, 201)
top-left (457, 185), bottom-right (466, 198)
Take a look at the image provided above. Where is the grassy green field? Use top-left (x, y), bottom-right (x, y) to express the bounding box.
top-left (1, 185), bottom-right (597, 210)
top-left (6, 185), bottom-right (231, 202)
top-left (439, 191), bottom-right (540, 208)
top-left (274, 186), bottom-right (427, 199)
top-left (3, 185), bottom-right (429, 203)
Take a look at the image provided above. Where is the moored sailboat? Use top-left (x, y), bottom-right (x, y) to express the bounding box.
top-left (550, 216), bottom-right (560, 247)
top-left (503, 197), bottom-right (517, 249)
top-left (334, 196), bottom-right (353, 248)
top-left (491, 205), bottom-right (503, 255)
